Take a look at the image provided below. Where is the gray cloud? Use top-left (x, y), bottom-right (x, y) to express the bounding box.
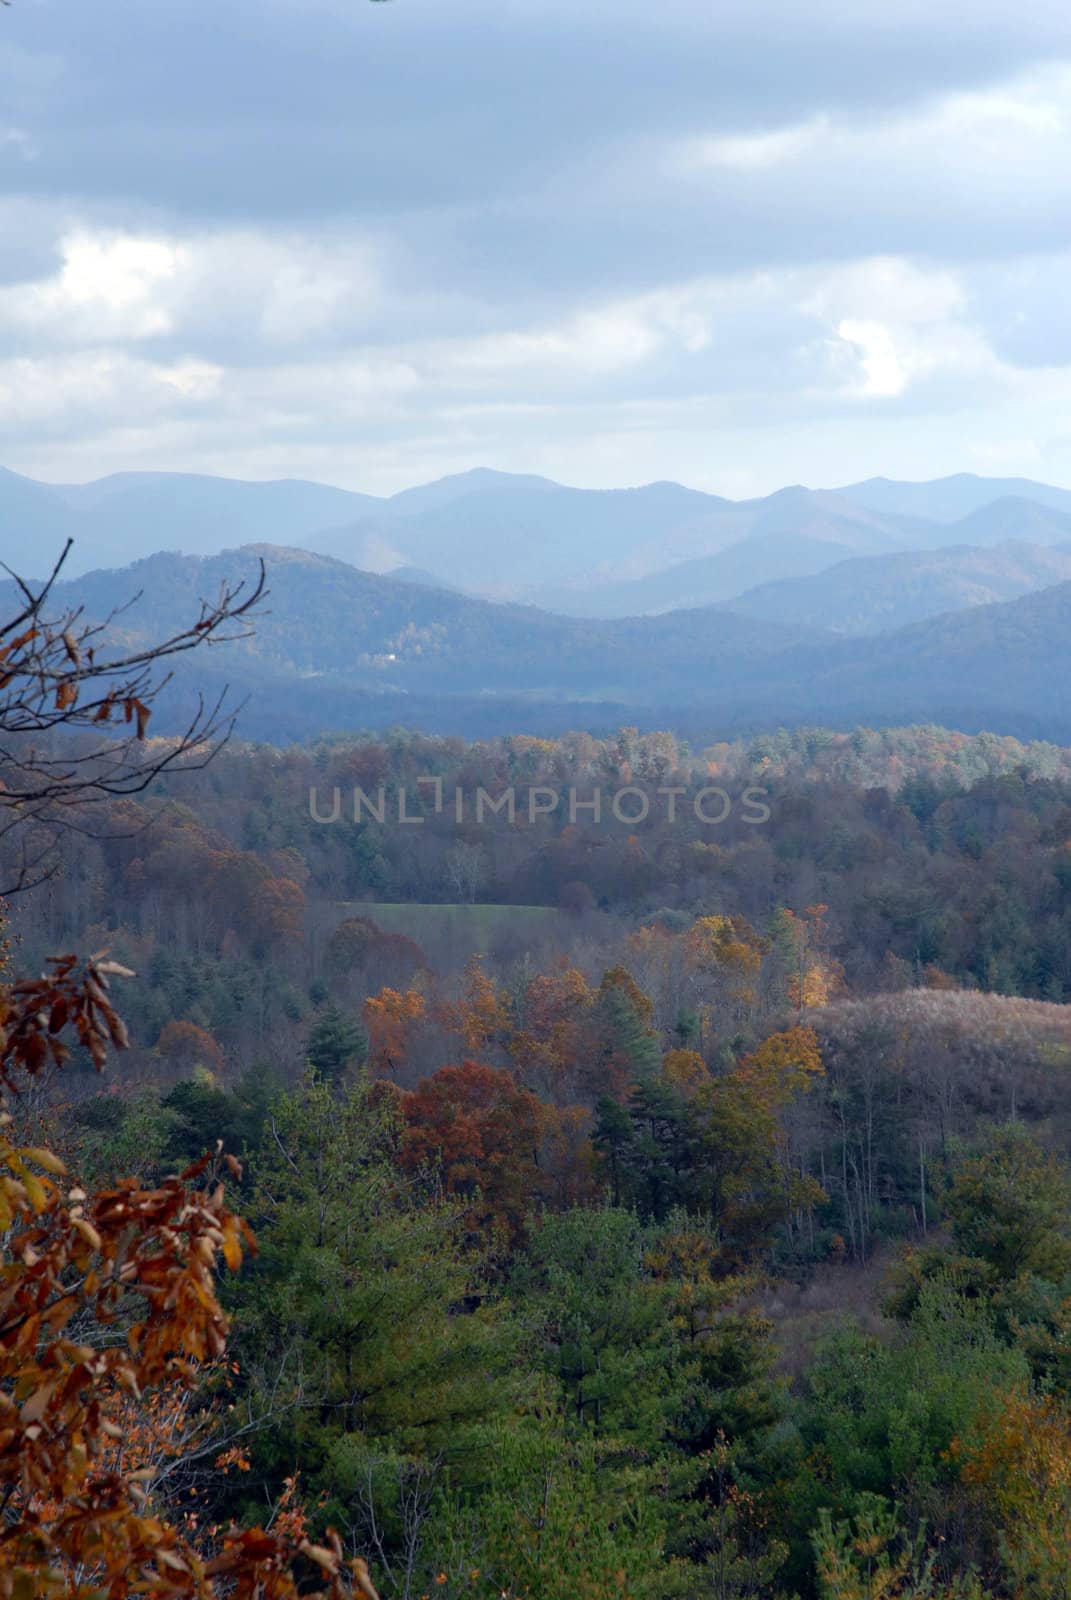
top-left (3, 0), bottom-right (1071, 498)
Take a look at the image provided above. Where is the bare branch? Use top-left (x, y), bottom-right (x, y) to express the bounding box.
top-left (0, 542), bottom-right (266, 893)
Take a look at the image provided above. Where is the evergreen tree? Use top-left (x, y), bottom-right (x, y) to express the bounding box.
top-left (305, 1003), bottom-right (369, 1080)
top-left (229, 1075), bottom-right (518, 1578)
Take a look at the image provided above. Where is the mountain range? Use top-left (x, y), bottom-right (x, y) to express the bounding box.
top-left (722, 540), bottom-right (1071, 635)
top-left (836, 474), bottom-right (1071, 522)
top-left (9, 541), bottom-right (1071, 747)
top-left (7, 463), bottom-right (1071, 744)
top-left (12, 545), bottom-right (819, 704)
top-left (8, 465), bottom-right (1071, 616)
top-left (0, 466), bottom-right (373, 577)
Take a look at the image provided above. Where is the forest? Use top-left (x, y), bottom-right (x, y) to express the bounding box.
top-left (6, 701), bottom-right (1071, 1597)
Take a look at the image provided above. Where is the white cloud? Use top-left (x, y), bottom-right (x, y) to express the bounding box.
top-left (0, 349), bottom-right (188, 427)
top-left (684, 117), bottom-right (828, 172)
top-left (795, 257), bottom-right (999, 400)
top-left (935, 80), bottom-right (1068, 142)
top-left (427, 288), bottom-right (719, 384)
top-left (156, 359), bottom-right (225, 399)
top-left (835, 321), bottom-right (907, 398)
top-left (0, 244), bottom-right (993, 491)
top-left (2, 211), bottom-right (1071, 499)
top-left (668, 61), bottom-right (1071, 229)
top-left (0, 226), bottom-right (384, 351)
top-left (6, 0), bottom-right (1071, 500)
top-left (59, 235), bottom-right (183, 314)
top-left (0, 245), bottom-right (1023, 453)
top-left (0, 232), bottom-right (188, 341)
top-left (802, 258), bottom-right (966, 327)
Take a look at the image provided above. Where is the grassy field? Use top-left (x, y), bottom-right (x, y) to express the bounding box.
top-left (335, 901), bottom-right (562, 954)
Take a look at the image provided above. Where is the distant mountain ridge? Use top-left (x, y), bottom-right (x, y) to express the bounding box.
top-left (734, 577), bottom-right (1071, 741)
top-left (530, 499), bottom-right (1071, 618)
top-left (0, 466), bottom-right (374, 577)
top-left (837, 473), bottom-right (1071, 522)
top-left (6, 465), bottom-right (1071, 601)
top-left (6, 543), bottom-right (822, 705)
top-left (7, 541), bottom-right (1071, 747)
top-left (303, 479), bottom-right (930, 598)
top-left (530, 532), bottom-right (858, 617)
top-left (722, 540), bottom-right (1071, 635)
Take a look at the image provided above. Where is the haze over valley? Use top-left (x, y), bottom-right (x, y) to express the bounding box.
top-left (9, 462), bottom-right (1071, 743)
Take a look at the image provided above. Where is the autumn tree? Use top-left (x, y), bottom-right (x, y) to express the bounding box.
top-left (362, 987), bottom-right (427, 1081)
top-left (594, 1027), bottom-right (825, 1260)
top-left (438, 956), bottom-right (512, 1061)
top-left (398, 1060), bottom-right (595, 1240)
top-left (0, 950), bottom-right (377, 1599)
top-left (325, 919), bottom-right (428, 1003)
top-left (960, 1391), bottom-right (1071, 1595)
top-left (779, 906), bottom-right (845, 1012)
top-left (507, 964), bottom-right (592, 1103)
top-left (660, 1047), bottom-right (710, 1098)
top-left (157, 1019), bottom-right (226, 1078)
top-left (685, 914), bottom-right (767, 1042)
top-left (694, 1027), bottom-right (826, 1262)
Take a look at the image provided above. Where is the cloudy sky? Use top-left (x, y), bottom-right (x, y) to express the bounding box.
top-left (4, 0), bottom-right (1071, 496)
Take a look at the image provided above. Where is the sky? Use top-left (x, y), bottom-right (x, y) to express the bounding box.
top-left (3, 0), bottom-right (1071, 497)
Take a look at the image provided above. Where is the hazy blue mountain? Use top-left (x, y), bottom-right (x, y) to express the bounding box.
top-left (0, 469), bottom-right (381, 576)
top-left (944, 496), bottom-right (1071, 547)
top-left (739, 485), bottom-right (918, 550)
top-left (530, 532), bottom-right (856, 617)
top-left (0, 468), bottom-right (84, 573)
top-left (384, 467), bottom-right (561, 518)
top-left (9, 540), bottom-right (1071, 746)
top-left (7, 461), bottom-right (1071, 603)
top-left (724, 541), bottom-right (1071, 634)
top-left (10, 543), bottom-right (819, 706)
top-left (838, 473), bottom-right (1071, 523)
top-left (302, 477), bottom-right (736, 593)
top-left (56, 470), bottom-right (380, 532)
top-left (726, 578), bottom-right (1071, 742)
top-left (302, 482), bottom-right (924, 597)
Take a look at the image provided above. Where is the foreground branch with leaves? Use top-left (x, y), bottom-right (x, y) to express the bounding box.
top-left (0, 950), bottom-right (379, 1599)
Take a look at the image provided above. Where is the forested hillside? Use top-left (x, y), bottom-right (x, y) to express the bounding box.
top-left (10, 544), bottom-right (1071, 746)
top-left (8, 718), bottom-right (1071, 1596)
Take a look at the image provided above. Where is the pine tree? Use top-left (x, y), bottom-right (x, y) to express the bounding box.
top-left (305, 1004), bottom-right (369, 1081)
